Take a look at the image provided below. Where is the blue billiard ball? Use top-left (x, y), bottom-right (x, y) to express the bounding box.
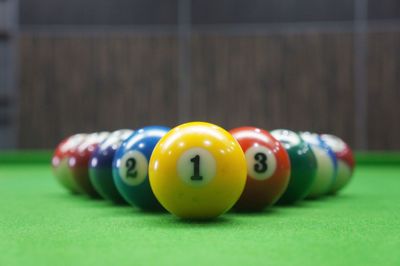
top-left (89, 129), bottom-right (134, 204)
top-left (112, 126), bottom-right (170, 211)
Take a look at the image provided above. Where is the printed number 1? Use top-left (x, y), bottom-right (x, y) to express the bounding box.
top-left (190, 155), bottom-right (203, 181)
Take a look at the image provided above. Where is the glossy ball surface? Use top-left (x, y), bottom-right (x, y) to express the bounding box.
top-left (69, 132), bottom-right (110, 198)
top-left (230, 127), bottom-right (291, 211)
top-left (320, 134), bottom-right (355, 194)
top-left (300, 132), bottom-right (337, 198)
top-left (52, 133), bottom-right (87, 194)
top-left (113, 126), bottom-right (170, 210)
top-left (270, 129), bottom-right (317, 205)
top-left (89, 129), bottom-right (133, 204)
top-left (149, 122), bottom-right (247, 219)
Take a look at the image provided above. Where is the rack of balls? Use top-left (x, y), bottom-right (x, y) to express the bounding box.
top-left (52, 122), bottom-right (355, 219)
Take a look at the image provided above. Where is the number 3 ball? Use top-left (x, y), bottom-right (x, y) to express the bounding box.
top-left (230, 127), bottom-right (291, 211)
top-left (149, 122), bottom-right (247, 219)
top-left (113, 126), bottom-right (170, 211)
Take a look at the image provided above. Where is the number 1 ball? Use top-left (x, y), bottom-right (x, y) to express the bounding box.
top-left (113, 126), bottom-right (170, 211)
top-left (149, 122), bottom-right (247, 219)
top-left (270, 129), bottom-right (317, 205)
top-left (230, 127), bottom-right (291, 211)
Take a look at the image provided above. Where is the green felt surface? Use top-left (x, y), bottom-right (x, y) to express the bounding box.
top-left (1, 156), bottom-right (400, 265)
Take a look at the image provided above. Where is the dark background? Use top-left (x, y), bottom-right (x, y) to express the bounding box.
top-left (1, 0), bottom-right (400, 150)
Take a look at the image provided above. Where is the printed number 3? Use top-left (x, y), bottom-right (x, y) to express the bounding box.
top-left (190, 155), bottom-right (203, 181)
top-left (126, 158), bottom-right (137, 178)
top-left (254, 152), bottom-right (268, 173)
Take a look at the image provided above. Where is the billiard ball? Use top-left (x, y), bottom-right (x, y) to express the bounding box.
top-left (69, 132), bottom-right (110, 198)
top-left (230, 127), bottom-right (291, 211)
top-left (149, 122), bottom-right (247, 219)
top-left (270, 129), bottom-right (317, 204)
top-left (300, 132), bottom-right (337, 198)
top-left (52, 133), bottom-right (87, 194)
top-left (89, 129), bottom-right (133, 204)
top-left (320, 134), bottom-right (355, 194)
top-left (113, 126), bottom-right (170, 210)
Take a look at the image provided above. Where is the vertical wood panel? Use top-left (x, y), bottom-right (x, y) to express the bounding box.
top-left (191, 33), bottom-right (355, 146)
top-left (19, 34), bottom-right (179, 148)
top-left (367, 32), bottom-right (400, 150)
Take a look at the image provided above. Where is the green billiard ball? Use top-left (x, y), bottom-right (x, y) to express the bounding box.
top-left (271, 129), bottom-right (317, 204)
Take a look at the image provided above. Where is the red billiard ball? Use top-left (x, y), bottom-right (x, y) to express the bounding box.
top-left (52, 133), bottom-right (87, 194)
top-left (230, 127), bottom-right (291, 211)
top-left (320, 134), bottom-right (355, 194)
top-left (68, 132), bottom-right (110, 198)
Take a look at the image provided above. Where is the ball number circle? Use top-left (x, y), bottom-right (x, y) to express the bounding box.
top-left (118, 150), bottom-right (148, 186)
top-left (178, 148), bottom-right (216, 187)
top-left (245, 145), bottom-right (277, 181)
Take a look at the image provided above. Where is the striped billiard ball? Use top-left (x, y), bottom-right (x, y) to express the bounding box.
top-left (300, 132), bottom-right (337, 198)
top-left (320, 134), bottom-right (355, 194)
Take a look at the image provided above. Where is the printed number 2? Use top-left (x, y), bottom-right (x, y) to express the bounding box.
top-left (126, 158), bottom-right (137, 178)
top-left (190, 155), bottom-right (203, 181)
top-left (254, 152), bottom-right (268, 173)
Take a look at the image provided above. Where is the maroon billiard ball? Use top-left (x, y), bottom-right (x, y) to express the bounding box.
top-left (68, 132), bottom-right (109, 198)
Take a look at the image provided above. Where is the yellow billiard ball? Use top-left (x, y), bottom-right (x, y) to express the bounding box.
top-left (149, 122), bottom-right (247, 219)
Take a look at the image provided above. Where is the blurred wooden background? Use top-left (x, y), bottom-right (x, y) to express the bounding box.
top-left (4, 0), bottom-right (400, 149)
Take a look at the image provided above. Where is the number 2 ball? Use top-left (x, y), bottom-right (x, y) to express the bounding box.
top-left (230, 127), bottom-right (291, 211)
top-left (149, 122), bottom-right (247, 219)
top-left (113, 126), bottom-right (170, 211)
